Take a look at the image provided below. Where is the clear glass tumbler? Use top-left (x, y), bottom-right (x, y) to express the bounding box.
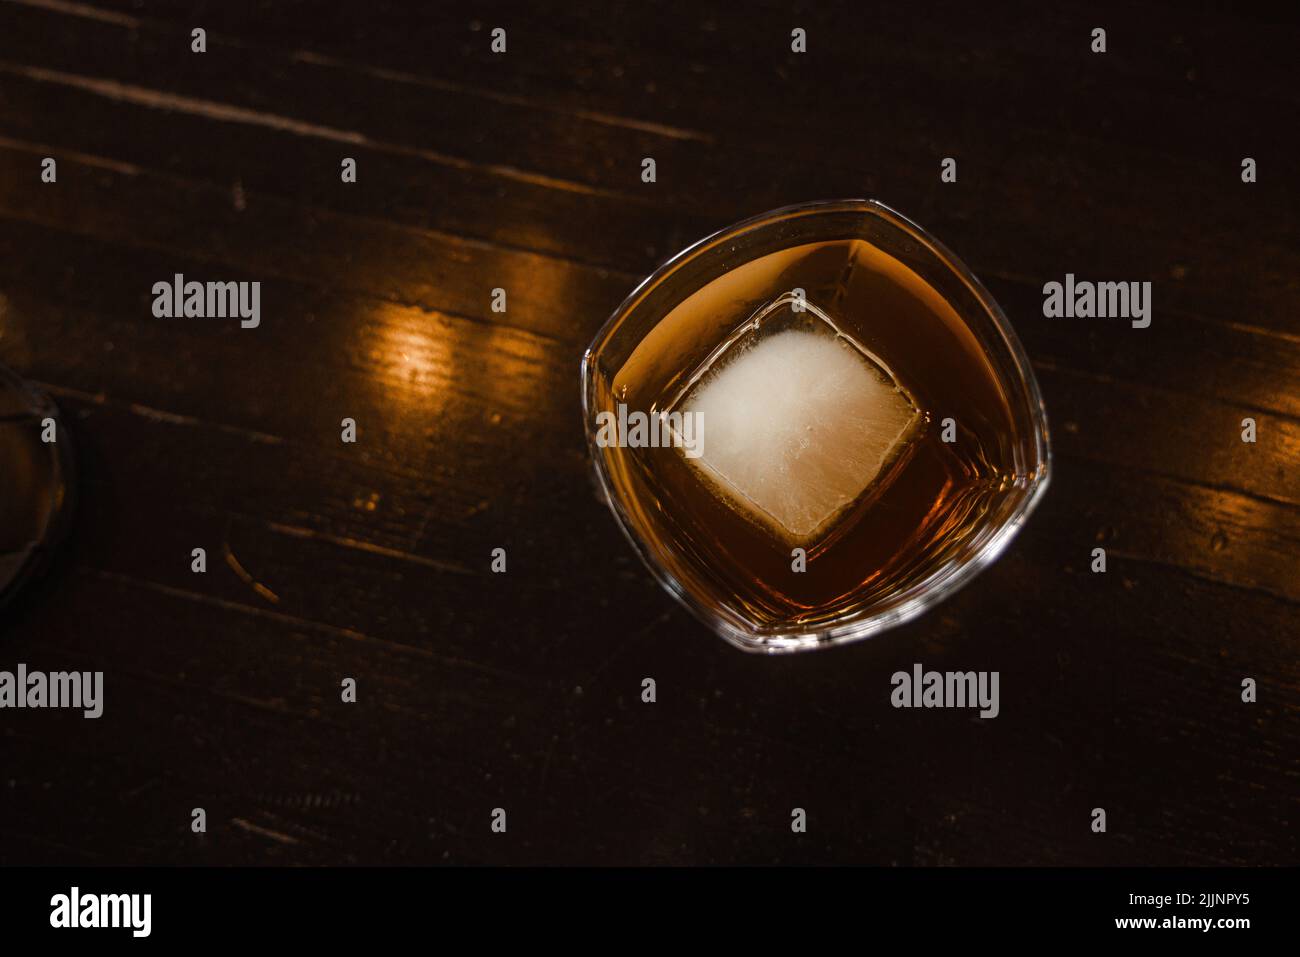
top-left (581, 200), bottom-right (1050, 652)
top-left (0, 364), bottom-right (74, 609)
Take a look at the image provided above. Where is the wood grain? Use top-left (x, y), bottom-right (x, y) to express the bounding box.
top-left (0, 0), bottom-right (1295, 866)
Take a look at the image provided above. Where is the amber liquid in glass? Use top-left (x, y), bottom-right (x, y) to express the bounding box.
top-left (603, 238), bottom-right (1023, 632)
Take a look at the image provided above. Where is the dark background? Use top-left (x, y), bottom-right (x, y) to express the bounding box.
top-left (0, 1), bottom-right (1295, 865)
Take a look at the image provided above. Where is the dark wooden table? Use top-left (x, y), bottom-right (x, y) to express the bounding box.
top-left (0, 0), bottom-right (1295, 865)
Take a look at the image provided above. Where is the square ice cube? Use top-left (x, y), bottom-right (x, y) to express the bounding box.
top-left (680, 318), bottom-right (919, 542)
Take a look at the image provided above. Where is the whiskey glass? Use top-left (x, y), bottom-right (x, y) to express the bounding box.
top-left (581, 200), bottom-right (1050, 653)
top-left (0, 364), bottom-right (74, 610)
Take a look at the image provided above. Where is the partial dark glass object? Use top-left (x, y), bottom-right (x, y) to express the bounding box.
top-left (0, 365), bottom-right (74, 609)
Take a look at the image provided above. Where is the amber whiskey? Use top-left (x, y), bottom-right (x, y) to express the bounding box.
top-left (584, 201), bottom-right (1049, 650)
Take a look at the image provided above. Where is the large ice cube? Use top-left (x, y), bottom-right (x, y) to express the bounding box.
top-left (682, 327), bottom-right (919, 542)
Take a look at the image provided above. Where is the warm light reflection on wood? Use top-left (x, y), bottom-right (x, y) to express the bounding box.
top-left (359, 301), bottom-right (568, 430)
